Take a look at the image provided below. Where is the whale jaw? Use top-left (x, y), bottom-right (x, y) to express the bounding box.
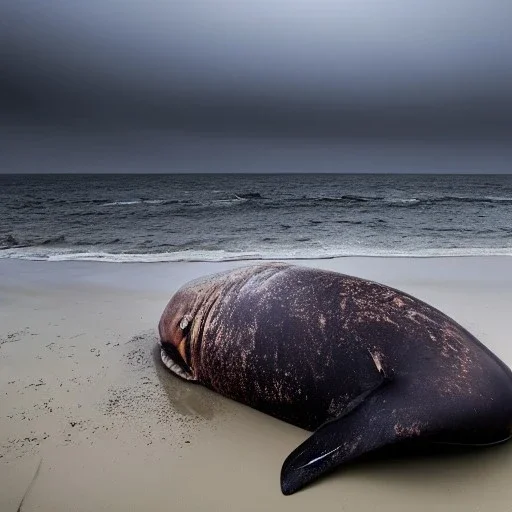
top-left (159, 342), bottom-right (196, 382)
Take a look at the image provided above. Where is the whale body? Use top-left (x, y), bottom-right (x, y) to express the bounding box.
top-left (158, 263), bottom-right (512, 494)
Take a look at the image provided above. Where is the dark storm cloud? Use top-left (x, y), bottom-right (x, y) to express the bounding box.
top-left (1, 0), bottom-right (512, 140)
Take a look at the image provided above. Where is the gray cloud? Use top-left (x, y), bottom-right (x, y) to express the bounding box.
top-left (2, 129), bottom-right (511, 174)
top-left (3, 1), bottom-right (512, 100)
top-left (1, 1), bottom-right (511, 172)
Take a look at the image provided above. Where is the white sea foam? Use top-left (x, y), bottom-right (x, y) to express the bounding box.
top-left (102, 201), bottom-right (142, 206)
top-left (484, 196), bottom-right (512, 202)
top-left (387, 198), bottom-right (421, 204)
top-left (211, 197), bottom-right (248, 206)
top-left (1, 246), bottom-right (512, 263)
top-left (101, 199), bottom-right (166, 206)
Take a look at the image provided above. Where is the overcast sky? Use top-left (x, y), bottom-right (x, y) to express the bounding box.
top-left (1, 1), bottom-right (511, 173)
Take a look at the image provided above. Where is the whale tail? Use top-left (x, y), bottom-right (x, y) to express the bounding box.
top-left (280, 380), bottom-right (512, 495)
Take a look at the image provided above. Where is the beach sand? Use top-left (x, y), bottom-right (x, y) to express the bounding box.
top-left (1, 257), bottom-right (512, 511)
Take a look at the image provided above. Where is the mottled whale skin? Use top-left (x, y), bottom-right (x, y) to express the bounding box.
top-left (158, 263), bottom-right (512, 495)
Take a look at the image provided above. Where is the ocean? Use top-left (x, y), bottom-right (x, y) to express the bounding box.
top-left (1, 174), bottom-right (512, 262)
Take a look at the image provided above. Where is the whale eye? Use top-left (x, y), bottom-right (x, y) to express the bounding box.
top-left (180, 315), bottom-right (192, 331)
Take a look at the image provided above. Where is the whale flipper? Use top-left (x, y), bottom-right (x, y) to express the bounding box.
top-left (280, 384), bottom-right (419, 495)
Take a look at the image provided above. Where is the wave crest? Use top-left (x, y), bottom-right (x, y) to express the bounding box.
top-left (2, 246), bottom-right (512, 263)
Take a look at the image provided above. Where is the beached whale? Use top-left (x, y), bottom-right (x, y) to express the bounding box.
top-left (158, 263), bottom-right (512, 494)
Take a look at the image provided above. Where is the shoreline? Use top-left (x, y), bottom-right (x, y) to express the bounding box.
top-left (2, 256), bottom-right (512, 511)
top-left (2, 250), bottom-right (512, 263)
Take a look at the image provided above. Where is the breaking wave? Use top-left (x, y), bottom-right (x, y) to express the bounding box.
top-left (1, 246), bottom-right (512, 263)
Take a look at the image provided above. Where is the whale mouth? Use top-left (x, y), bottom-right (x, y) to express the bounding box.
top-left (159, 341), bottom-right (196, 381)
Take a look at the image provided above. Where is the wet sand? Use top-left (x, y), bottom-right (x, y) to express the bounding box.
top-left (1, 257), bottom-right (512, 511)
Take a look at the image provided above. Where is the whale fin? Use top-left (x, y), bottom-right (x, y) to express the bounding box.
top-left (280, 380), bottom-right (412, 495)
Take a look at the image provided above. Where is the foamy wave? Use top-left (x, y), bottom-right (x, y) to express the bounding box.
top-left (484, 196), bottom-right (512, 202)
top-left (286, 195), bottom-right (512, 207)
top-left (102, 201), bottom-right (141, 206)
top-left (1, 246), bottom-right (512, 263)
top-left (210, 197), bottom-right (248, 207)
top-left (386, 198), bottom-right (421, 205)
top-left (102, 199), bottom-right (166, 206)
top-left (428, 195), bottom-right (512, 204)
top-left (0, 248), bottom-right (261, 262)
